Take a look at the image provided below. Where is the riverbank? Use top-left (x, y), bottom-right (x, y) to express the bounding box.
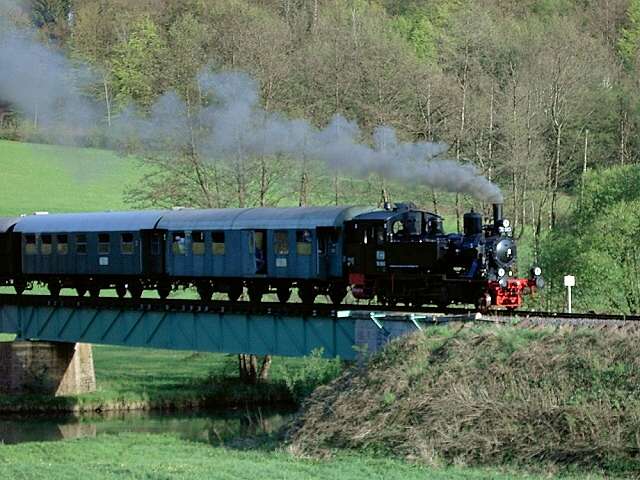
top-left (0, 344), bottom-right (342, 413)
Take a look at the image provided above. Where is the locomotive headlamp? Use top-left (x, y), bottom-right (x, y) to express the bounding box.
top-left (498, 268), bottom-right (506, 277)
top-left (499, 277), bottom-right (508, 288)
top-left (502, 219), bottom-right (510, 228)
top-left (533, 266), bottom-right (542, 276)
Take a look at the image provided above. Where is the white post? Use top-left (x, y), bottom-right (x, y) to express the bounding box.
top-left (564, 275), bottom-right (575, 314)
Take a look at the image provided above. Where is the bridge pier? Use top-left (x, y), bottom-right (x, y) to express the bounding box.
top-left (0, 341), bottom-right (95, 396)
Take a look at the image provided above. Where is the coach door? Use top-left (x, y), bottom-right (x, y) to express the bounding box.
top-left (141, 230), bottom-right (164, 275)
top-left (316, 228), bottom-right (336, 279)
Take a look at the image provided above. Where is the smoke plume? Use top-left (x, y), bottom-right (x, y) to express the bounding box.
top-left (0, 3), bottom-right (503, 203)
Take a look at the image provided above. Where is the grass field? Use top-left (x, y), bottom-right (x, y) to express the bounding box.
top-left (0, 432), bottom-right (608, 480)
top-left (0, 139), bottom-right (143, 215)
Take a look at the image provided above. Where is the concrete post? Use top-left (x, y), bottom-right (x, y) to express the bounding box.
top-left (0, 341), bottom-right (96, 396)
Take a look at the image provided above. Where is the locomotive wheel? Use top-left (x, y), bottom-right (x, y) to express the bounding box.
top-left (276, 286), bottom-right (291, 304)
top-left (47, 281), bottom-right (61, 298)
top-left (247, 284), bottom-right (263, 303)
top-left (196, 283), bottom-right (213, 301)
top-left (128, 282), bottom-right (143, 299)
top-left (89, 286), bottom-right (101, 298)
top-left (328, 285), bottom-right (346, 306)
top-left (298, 284), bottom-right (317, 305)
top-left (76, 286), bottom-right (87, 297)
top-left (227, 284), bottom-right (242, 302)
top-left (115, 284), bottom-right (127, 298)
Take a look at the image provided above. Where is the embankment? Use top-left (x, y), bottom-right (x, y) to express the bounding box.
top-left (288, 325), bottom-right (640, 474)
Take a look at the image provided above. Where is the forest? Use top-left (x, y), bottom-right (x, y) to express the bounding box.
top-left (2, 0), bottom-right (640, 312)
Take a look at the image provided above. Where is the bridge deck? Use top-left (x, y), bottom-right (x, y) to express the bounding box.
top-left (0, 295), bottom-right (463, 359)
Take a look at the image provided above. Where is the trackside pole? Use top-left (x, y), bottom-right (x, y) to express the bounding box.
top-left (564, 275), bottom-right (575, 314)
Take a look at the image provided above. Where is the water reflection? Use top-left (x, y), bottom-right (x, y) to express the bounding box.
top-left (0, 408), bottom-right (295, 445)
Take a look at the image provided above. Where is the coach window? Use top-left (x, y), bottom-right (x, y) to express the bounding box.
top-left (57, 234), bottom-right (68, 255)
top-left (76, 234), bottom-right (87, 254)
top-left (25, 235), bottom-right (37, 255)
top-left (98, 233), bottom-right (110, 255)
top-left (211, 231), bottom-right (225, 255)
top-left (121, 233), bottom-right (134, 255)
top-left (275, 231), bottom-right (289, 256)
top-left (41, 234), bottom-right (52, 255)
top-left (296, 230), bottom-right (312, 256)
top-left (172, 232), bottom-right (186, 255)
top-left (192, 231), bottom-right (205, 255)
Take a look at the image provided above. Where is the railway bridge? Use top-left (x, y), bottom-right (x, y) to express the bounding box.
top-left (0, 295), bottom-right (463, 396)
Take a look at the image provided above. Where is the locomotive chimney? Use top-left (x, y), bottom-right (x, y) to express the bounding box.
top-left (492, 203), bottom-right (503, 226)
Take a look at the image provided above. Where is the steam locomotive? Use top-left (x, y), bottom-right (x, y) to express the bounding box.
top-left (0, 202), bottom-right (541, 310)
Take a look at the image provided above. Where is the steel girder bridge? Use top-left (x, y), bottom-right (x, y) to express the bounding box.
top-left (0, 295), bottom-right (461, 360)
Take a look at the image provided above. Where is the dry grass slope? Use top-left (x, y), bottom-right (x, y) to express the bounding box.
top-left (288, 326), bottom-right (640, 474)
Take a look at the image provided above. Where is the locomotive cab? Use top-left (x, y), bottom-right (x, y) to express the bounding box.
top-left (344, 203), bottom-right (445, 301)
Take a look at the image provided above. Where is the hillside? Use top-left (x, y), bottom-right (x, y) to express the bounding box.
top-left (0, 140), bottom-right (143, 216)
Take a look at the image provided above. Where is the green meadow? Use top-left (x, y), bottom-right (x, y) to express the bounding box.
top-left (0, 139), bottom-right (142, 215)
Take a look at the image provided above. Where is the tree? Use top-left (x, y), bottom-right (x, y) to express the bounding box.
top-left (111, 17), bottom-right (168, 109)
top-left (540, 165), bottom-right (640, 313)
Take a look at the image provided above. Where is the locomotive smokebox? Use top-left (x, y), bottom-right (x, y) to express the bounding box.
top-left (492, 203), bottom-right (503, 226)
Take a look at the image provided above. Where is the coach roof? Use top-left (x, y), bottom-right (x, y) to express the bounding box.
top-left (157, 206), bottom-right (376, 231)
top-left (14, 211), bottom-right (166, 233)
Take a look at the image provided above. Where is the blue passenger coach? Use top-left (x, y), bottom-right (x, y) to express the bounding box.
top-left (14, 211), bottom-right (166, 298)
top-left (157, 206), bottom-right (373, 303)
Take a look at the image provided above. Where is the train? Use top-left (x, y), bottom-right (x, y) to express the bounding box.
top-left (0, 202), bottom-right (543, 310)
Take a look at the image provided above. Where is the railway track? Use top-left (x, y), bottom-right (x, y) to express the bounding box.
top-left (0, 294), bottom-right (637, 324)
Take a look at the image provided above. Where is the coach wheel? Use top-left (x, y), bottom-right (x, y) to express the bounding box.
top-left (115, 284), bottom-right (127, 299)
top-left (196, 283), bottom-right (213, 301)
top-left (328, 285), bottom-right (347, 306)
top-left (227, 284), bottom-right (242, 303)
top-left (157, 283), bottom-right (171, 300)
top-left (89, 286), bottom-right (101, 299)
top-left (276, 286), bottom-right (291, 304)
top-left (14, 281), bottom-right (26, 296)
top-left (128, 282), bottom-right (143, 299)
top-left (298, 284), bottom-right (317, 305)
top-left (47, 281), bottom-right (61, 298)
top-left (76, 286), bottom-right (87, 298)
top-left (247, 284), bottom-right (263, 304)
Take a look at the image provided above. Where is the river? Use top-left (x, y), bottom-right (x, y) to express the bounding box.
top-left (0, 408), bottom-right (295, 445)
